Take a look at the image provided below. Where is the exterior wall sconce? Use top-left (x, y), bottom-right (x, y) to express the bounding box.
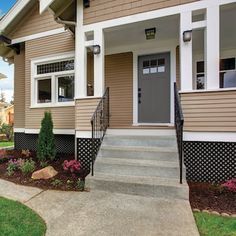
top-left (92, 45), bottom-right (101, 55)
top-left (183, 30), bottom-right (192, 42)
top-left (145, 27), bottom-right (156, 40)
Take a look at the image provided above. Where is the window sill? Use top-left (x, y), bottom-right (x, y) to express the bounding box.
top-left (30, 101), bottom-right (75, 109)
top-left (180, 87), bottom-right (236, 94)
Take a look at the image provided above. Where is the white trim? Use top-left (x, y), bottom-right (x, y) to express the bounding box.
top-left (106, 129), bottom-right (175, 136)
top-left (75, 96), bottom-right (101, 100)
top-left (192, 20), bottom-right (207, 29)
top-left (83, 0), bottom-right (236, 32)
top-left (11, 28), bottom-right (66, 44)
top-left (76, 131), bottom-right (92, 138)
top-left (14, 128), bottom-right (75, 135)
top-left (184, 132), bottom-right (236, 142)
top-left (39, 0), bottom-right (55, 14)
top-left (133, 123), bottom-right (174, 127)
top-left (132, 42), bottom-right (177, 125)
top-left (14, 128), bottom-right (25, 133)
top-left (180, 87), bottom-right (236, 94)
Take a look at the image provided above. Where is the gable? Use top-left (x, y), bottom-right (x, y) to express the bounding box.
top-left (8, 3), bottom-right (62, 39)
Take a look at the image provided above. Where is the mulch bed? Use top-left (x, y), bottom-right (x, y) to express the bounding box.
top-left (188, 182), bottom-right (236, 214)
top-left (0, 150), bottom-right (89, 191)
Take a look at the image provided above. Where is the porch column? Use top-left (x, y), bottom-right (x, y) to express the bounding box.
top-left (205, 5), bottom-right (220, 89)
top-left (180, 11), bottom-right (193, 91)
top-left (75, 0), bottom-right (87, 98)
top-left (94, 29), bottom-right (105, 97)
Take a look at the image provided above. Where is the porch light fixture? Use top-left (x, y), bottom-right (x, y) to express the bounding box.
top-left (145, 28), bottom-right (156, 40)
top-left (92, 45), bottom-right (101, 55)
top-left (183, 30), bottom-right (192, 42)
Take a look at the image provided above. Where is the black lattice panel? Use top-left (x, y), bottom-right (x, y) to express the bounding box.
top-left (77, 138), bottom-right (101, 171)
top-left (184, 141), bottom-right (236, 183)
top-left (14, 132), bottom-right (74, 154)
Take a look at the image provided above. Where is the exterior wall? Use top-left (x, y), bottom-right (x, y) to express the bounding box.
top-left (14, 49), bottom-right (25, 128)
top-left (25, 31), bottom-right (75, 129)
top-left (105, 52), bottom-right (133, 128)
top-left (84, 0), bottom-right (200, 25)
top-left (181, 90), bottom-right (236, 132)
top-left (9, 4), bottom-right (61, 39)
top-left (75, 98), bottom-right (100, 131)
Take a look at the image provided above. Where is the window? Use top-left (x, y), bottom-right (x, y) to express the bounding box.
top-left (196, 58), bottom-right (236, 89)
top-left (32, 55), bottom-right (75, 107)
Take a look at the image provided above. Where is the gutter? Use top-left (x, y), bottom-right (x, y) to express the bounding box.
top-left (54, 17), bottom-right (76, 27)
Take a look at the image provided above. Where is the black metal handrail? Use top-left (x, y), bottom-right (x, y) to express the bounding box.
top-left (90, 87), bottom-right (110, 176)
top-left (174, 82), bottom-right (184, 184)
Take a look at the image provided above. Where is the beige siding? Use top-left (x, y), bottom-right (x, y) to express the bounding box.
top-left (9, 4), bottom-right (61, 39)
top-left (75, 98), bottom-right (100, 131)
top-left (14, 48), bottom-right (25, 128)
top-left (181, 90), bottom-right (236, 132)
top-left (25, 32), bottom-right (75, 129)
top-left (84, 0), bottom-right (200, 24)
top-left (105, 52), bottom-right (133, 128)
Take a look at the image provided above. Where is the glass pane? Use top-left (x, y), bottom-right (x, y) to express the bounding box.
top-left (220, 58), bottom-right (235, 71)
top-left (143, 61), bottom-right (150, 68)
top-left (58, 75), bottom-right (74, 102)
top-left (37, 60), bottom-right (74, 75)
top-left (197, 61), bottom-right (204, 73)
top-left (150, 60), bottom-right (157, 67)
top-left (38, 79), bottom-right (51, 103)
top-left (196, 74), bottom-right (205, 89)
top-left (158, 58), bottom-right (165, 66)
top-left (220, 71), bottom-right (236, 88)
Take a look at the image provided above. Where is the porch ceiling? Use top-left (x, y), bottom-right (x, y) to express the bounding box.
top-left (104, 15), bottom-right (180, 50)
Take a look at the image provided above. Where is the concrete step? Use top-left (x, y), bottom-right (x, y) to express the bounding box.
top-left (94, 158), bottom-right (185, 179)
top-left (86, 174), bottom-right (189, 200)
top-left (103, 135), bottom-right (177, 149)
top-left (98, 148), bottom-right (179, 162)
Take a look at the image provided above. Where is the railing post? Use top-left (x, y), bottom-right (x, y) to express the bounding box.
top-left (91, 120), bottom-right (94, 176)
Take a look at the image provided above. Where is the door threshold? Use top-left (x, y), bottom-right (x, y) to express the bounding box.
top-left (133, 123), bottom-right (174, 127)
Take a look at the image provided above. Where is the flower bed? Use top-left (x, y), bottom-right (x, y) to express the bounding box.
top-left (189, 181), bottom-right (236, 215)
top-left (0, 149), bottom-right (90, 191)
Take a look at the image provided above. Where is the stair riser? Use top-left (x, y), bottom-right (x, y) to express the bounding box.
top-left (94, 163), bottom-right (185, 179)
top-left (98, 149), bottom-right (179, 162)
top-left (87, 179), bottom-right (189, 200)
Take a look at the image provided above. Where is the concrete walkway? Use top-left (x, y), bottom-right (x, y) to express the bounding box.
top-left (0, 179), bottom-right (199, 236)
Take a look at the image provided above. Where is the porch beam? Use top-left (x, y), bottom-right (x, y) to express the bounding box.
top-left (180, 11), bottom-right (193, 91)
top-left (205, 5), bottom-right (220, 89)
top-left (75, 0), bottom-right (87, 98)
top-left (94, 29), bottom-right (105, 97)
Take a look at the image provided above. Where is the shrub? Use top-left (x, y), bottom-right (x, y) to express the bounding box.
top-left (19, 159), bottom-right (35, 175)
top-left (21, 149), bottom-right (31, 158)
top-left (0, 124), bottom-right (13, 141)
top-left (222, 179), bottom-right (236, 192)
top-left (37, 111), bottom-right (56, 162)
top-left (77, 178), bottom-right (85, 191)
top-left (63, 160), bottom-right (81, 174)
top-left (51, 179), bottom-right (62, 187)
top-left (6, 159), bottom-right (18, 176)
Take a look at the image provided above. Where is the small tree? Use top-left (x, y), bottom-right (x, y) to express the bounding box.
top-left (37, 111), bottom-right (56, 162)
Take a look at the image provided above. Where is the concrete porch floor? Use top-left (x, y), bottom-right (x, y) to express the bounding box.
top-left (0, 179), bottom-right (199, 236)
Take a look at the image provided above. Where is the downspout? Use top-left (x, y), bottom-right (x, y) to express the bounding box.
top-left (54, 17), bottom-right (76, 27)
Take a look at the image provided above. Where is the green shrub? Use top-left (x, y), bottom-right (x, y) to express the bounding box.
top-left (51, 179), bottom-right (62, 187)
top-left (19, 159), bottom-right (35, 175)
top-left (37, 111), bottom-right (56, 162)
top-left (6, 160), bottom-right (18, 176)
top-left (0, 124), bottom-right (13, 141)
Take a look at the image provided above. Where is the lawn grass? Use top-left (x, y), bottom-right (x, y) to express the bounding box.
top-left (0, 141), bottom-right (14, 148)
top-left (0, 197), bottom-right (46, 236)
top-left (194, 212), bottom-right (236, 236)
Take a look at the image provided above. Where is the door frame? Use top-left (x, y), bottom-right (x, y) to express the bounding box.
top-left (132, 45), bottom-right (176, 126)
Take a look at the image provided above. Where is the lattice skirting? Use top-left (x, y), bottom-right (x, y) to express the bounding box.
top-left (77, 138), bottom-right (101, 171)
top-left (184, 141), bottom-right (236, 183)
top-left (14, 132), bottom-right (75, 154)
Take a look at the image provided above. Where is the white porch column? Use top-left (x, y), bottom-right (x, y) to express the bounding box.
top-left (94, 29), bottom-right (105, 97)
top-left (180, 11), bottom-right (193, 91)
top-left (75, 0), bottom-right (87, 98)
top-left (205, 5), bottom-right (220, 89)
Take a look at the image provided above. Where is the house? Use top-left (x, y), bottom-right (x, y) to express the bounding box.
top-left (0, 103), bottom-right (14, 125)
top-left (0, 0), bottom-right (235, 182)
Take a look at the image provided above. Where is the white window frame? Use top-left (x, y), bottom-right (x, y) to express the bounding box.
top-left (31, 52), bottom-right (75, 108)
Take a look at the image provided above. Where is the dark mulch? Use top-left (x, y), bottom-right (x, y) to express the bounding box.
top-left (188, 181), bottom-right (236, 214)
top-left (0, 150), bottom-right (89, 191)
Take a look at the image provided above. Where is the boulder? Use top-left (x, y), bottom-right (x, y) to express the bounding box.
top-left (32, 166), bottom-right (58, 180)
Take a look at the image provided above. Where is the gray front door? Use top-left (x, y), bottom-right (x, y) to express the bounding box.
top-left (138, 52), bottom-right (170, 123)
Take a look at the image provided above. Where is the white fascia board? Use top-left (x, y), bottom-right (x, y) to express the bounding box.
top-left (39, 0), bottom-right (55, 14)
top-left (184, 132), bottom-right (236, 142)
top-left (0, 0), bottom-right (31, 32)
top-left (24, 129), bottom-right (75, 135)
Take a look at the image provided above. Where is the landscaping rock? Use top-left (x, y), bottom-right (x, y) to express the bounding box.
top-left (232, 214), bottom-right (236, 218)
top-left (211, 211), bottom-right (220, 216)
top-left (193, 208), bottom-right (200, 212)
top-left (221, 213), bottom-right (230, 217)
top-left (202, 210), bottom-right (210, 213)
top-left (32, 166), bottom-right (58, 180)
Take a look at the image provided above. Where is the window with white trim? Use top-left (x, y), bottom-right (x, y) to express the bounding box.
top-left (196, 58), bottom-right (236, 89)
top-left (32, 56), bottom-right (75, 106)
